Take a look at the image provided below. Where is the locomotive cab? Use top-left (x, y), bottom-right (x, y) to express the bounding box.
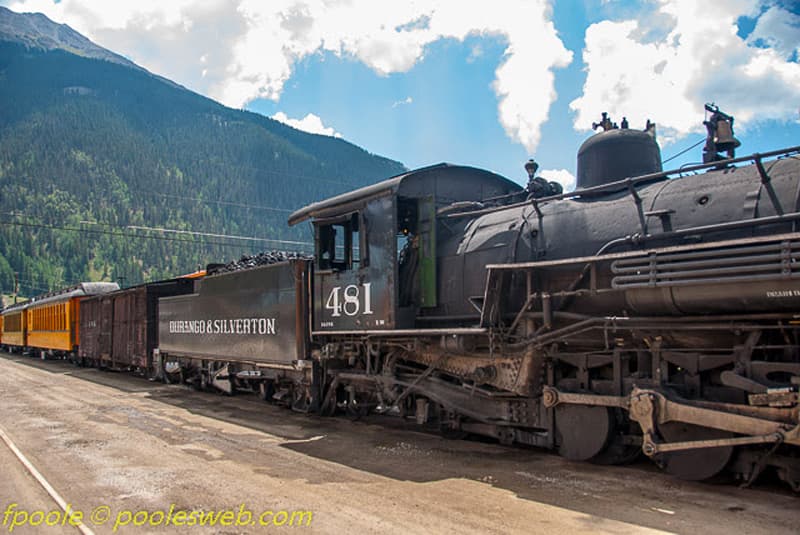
top-left (289, 164), bottom-right (522, 332)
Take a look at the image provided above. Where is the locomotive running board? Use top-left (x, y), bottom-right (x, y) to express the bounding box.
top-left (311, 327), bottom-right (487, 337)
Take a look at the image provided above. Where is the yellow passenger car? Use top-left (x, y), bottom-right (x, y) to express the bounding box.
top-left (6, 282), bottom-right (118, 357)
top-left (26, 293), bottom-right (80, 352)
top-left (1, 301), bottom-right (28, 349)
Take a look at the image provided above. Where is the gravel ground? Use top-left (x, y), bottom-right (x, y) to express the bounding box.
top-left (0, 351), bottom-right (797, 535)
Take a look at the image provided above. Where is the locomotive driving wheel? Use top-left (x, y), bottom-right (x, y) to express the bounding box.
top-left (439, 409), bottom-right (468, 440)
top-left (656, 422), bottom-right (734, 480)
top-left (591, 409), bottom-right (642, 465)
top-left (555, 404), bottom-right (614, 461)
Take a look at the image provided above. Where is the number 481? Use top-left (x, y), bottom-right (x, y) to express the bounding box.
top-left (325, 283), bottom-right (373, 317)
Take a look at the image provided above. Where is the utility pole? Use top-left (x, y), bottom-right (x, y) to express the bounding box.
top-left (13, 271), bottom-right (18, 304)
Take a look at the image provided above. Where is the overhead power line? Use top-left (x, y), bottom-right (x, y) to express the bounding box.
top-left (116, 224), bottom-right (310, 247)
top-left (0, 219), bottom-right (313, 251)
top-left (144, 192), bottom-right (295, 213)
top-left (663, 137), bottom-right (705, 164)
top-left (1, 211), bottom-right (312, 249)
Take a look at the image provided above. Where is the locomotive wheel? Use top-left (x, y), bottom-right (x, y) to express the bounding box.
top-left (555, 405), bottom-right (613, 461)
top-left (439, 424), bottom-right (468, 441)
top-left (439, 409), bottom-right (468, 440)
top-left (591, 433), bottom-right (642, 465)
top-left (592, 441), bottom-right (642, 465)
top-left (591, 410), bottom-right (642, 465)
top-left (657, 422), bottom-right (734, 480)
top-left (346, 401), bottom-right (368, 421)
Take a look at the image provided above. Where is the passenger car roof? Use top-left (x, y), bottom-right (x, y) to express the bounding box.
top-left (2, 282), bottom-right (120, 311)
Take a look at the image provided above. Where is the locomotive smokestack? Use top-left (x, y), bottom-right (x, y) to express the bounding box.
top-left (524, 158), bottom-right (563, 199)
top-left (524, 159), bottom-right (538, 180)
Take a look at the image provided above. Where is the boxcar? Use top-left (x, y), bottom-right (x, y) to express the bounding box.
top-left (79, 294), bottom-right (113, 365)
top-left (78, 279), bottom-right (194, 371)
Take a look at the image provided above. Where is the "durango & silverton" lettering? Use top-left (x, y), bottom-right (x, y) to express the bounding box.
top-left (168, 318), bottom-right (276, 335)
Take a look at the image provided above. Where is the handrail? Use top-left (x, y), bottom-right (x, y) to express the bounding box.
top-left (445, 145), bottom-right (800, 220)
top-left (486, 231), bottom-right (800, 271)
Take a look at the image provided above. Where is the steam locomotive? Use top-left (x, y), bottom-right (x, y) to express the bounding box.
top-left (3, 105), bottom-right (799, 489)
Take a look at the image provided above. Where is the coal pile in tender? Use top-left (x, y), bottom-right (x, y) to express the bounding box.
top-left (208, 251), bottom-right (311, 274)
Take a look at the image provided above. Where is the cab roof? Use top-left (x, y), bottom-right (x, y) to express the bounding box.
top-left (288, 163), bottom-right (523, 226)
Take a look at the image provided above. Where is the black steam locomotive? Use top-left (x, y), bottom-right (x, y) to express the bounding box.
top-left (5, 105), bottom-right (800, 488)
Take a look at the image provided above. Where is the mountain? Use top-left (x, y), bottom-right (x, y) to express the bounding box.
top-left (0, 7), bottom-right (138, 69)
top-left (0, 7), bottom-right (406, 297)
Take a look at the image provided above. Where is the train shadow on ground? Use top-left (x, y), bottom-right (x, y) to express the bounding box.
top-left (4, 352), bottom-right (798, 533)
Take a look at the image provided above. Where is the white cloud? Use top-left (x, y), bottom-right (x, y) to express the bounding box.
top-left (570, 0), bottom-right (800, 141)
top-left (392, 96), bottom-right (413, 108)
top-left (272, 111), bottom-right (342, 138)
top-left (230, 0), bottom-right (573, 152)
top-left (6, 0), bottom-right (572, 153)
top-left (540, 168), bottom-right (576, 192)
top-left (747, 5), bottom-right (800, 60)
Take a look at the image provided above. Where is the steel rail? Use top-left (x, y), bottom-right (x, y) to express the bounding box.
top-left (0, 425), bottom-right (95, 535)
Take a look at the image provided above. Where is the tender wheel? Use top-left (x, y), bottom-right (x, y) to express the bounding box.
top-left (555, 404), bottom-right (614, 461)
top-left (259, 381), bottom-right (275, 402)
top-left (656, 422), bottom-right (734, 480)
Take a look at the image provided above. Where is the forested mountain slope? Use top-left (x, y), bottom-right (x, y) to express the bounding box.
top-left (0, 7), bottom-right (405, 297)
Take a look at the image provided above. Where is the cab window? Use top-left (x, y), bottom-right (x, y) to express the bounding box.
top-left (316, 213), bottom-right (366, 271)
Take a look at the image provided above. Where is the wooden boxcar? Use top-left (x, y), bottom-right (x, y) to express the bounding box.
top-left (78, 294), bottom-right (113, 365)
top-left (79, 279), bottom-right (194, 371)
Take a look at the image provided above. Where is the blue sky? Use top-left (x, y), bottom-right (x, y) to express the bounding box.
top-left (4, 0), bottom-right (800, 189)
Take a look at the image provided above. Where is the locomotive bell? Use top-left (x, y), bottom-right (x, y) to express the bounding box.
top-left (703, 103), bottom-right (741, 163)
top-left (713, 119), bottom-right (741, 152)
top-left (576, 113), bottom-right (662, 190)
